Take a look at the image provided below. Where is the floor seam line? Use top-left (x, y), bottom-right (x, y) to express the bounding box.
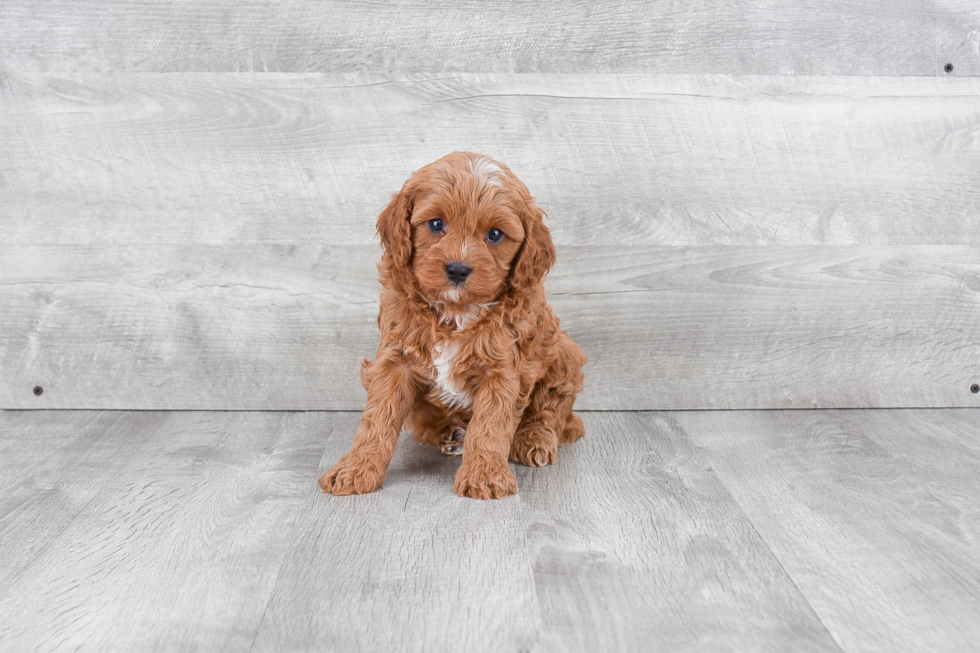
top-left (704, 462), bottom-right (850, 653)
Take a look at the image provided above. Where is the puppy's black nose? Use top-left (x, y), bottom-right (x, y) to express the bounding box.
top-left (445, 261), bottom-right (472, 285)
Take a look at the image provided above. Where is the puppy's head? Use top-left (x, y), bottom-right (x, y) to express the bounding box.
top-left (377, 152), bottom-right (555, 305)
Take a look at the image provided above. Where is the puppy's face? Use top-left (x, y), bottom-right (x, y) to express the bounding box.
top-left (410, 166), bottom-right (525, 306)
top-left (378, 152), bottom-right (555, 306)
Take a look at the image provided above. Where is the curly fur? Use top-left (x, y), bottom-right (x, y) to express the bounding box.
top-left (318, 152), bottom-right (586, 500)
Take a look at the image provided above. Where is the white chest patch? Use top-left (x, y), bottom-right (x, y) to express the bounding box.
top-left (432, 341), bottom-right (472, 409)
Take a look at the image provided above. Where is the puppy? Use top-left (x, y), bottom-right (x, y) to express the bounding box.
top-left (318, 152), bottom-right (586, 499)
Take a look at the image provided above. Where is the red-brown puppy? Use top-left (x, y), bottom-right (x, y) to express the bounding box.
top-left (318, 152), bottom-right (586, 500)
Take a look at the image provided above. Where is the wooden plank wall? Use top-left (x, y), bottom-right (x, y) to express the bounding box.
top-left (1, 1), bottom-right (978, 75)
top-left (1, 3), bottom-right (978, 410)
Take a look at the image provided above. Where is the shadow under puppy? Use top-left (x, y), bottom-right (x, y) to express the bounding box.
top-left (319, 152), bottom-right (586, 500)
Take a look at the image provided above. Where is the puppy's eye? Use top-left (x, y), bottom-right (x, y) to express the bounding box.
top-left (427, 218), bottom-right (445, 234)
top-left (486, 228), bottom-right (504, 244)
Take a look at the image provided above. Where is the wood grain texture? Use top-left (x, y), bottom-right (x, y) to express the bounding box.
top-left (514, 411), bottom-right (842, 652)
top-left (2, 73), bottom-right (979, 247)
top-left (681, 409), bottom-right (980, 653)
top-left (0, 0), bottom-right (977, 75)
top-left (841, 409), bottom-right (980, 546)
top-left (0, 410), bottom-right (326, 651)
top-left (251, 414), bottom-right (542, 653)
top-left (2, 243), bottom-right (978, 410)
top-left (0, 411), bottom-right (164, 603)
top-left (3, 409), bottom-right (978, 651)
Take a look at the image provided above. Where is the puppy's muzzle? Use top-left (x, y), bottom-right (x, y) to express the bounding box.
top-left (445, 261), bottom-right (472, 286)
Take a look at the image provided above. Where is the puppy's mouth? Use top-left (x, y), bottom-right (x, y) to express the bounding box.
top-left (442, 287), bottom-right (464, 303)
top-left (413, 258), bottom-right (499, 306)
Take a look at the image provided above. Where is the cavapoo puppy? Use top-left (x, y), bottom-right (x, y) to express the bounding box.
top-left (318, 152), bottom-right (586, 500)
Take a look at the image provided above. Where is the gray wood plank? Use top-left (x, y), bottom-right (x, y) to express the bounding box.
top-left (558, 245), bottom-right (980, 410)
top-left (251, 413), bottom-right (543, 653)
top-left (0, 410), bottom-right (327, 651)
top-left (848, 410), bottom-right (980, 546)
top-left (3, 244), bottom-right (978, 410)
top-left (4, 409), bottom-right (980, 651)
top-left (0, 411), bottom-right (166, 602)
top-left (0, 0), bottom-right (976, 75)
top-left (2, 73), bottom-right (978, 247)
top-left (680, 409), bottom-right (980, 653)
top-left (515, 412), bottom-right (843, 653)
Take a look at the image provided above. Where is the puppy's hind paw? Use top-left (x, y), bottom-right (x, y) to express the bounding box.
top-left (439, 425), bottom-right (466, 456)
top-left (510, 443), bottom-right (556, 467)
top-left (510, 432), bottom-right (558, 467)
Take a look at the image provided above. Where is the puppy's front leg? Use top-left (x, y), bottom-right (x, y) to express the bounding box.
top-left (319, 351), bottom-right (416, 495)
top-left (454, 377), bottom-right (520, 500)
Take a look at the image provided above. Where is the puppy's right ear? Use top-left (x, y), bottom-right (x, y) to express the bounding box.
top-left (376, 187), bottom-right (413, 268)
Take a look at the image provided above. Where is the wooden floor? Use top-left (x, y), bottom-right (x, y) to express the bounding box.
top-left (1, 410), bottom-right (978, 652)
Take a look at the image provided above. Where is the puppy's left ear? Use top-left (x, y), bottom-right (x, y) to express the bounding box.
top-left (510, 199), bottom-right (556, 293)
top-left (376, 185), bottom-right (414, 269)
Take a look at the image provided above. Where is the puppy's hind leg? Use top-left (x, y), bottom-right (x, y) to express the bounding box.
top-left (404, 397), bottom-right (449, 445)
top-left (510, 334), bottom-right (586, 467)
top-left (439, 425), bottom-right (466, 456)
top-left (561, 412), bottom-right (586, 445)
top-left (403, 398), bottom-right (467, 456)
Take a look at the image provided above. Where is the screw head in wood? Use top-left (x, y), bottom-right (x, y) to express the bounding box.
top-left (972, 384), bottom-right (979, 394)
top-left (33, 385), bottom-right (44, 396)
top-left (944, 63), bottom-right (954, 73)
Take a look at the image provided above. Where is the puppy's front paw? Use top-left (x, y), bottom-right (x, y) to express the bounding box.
top-left (318, 452), bottom-right (386, 495)
top-left (454, 454), bottom-right (517, 500)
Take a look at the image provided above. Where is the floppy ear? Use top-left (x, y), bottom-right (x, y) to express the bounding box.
top-left (376, 187), bottom-right (413, 269)
top-left (510, 204), bottom-right (556, 293)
